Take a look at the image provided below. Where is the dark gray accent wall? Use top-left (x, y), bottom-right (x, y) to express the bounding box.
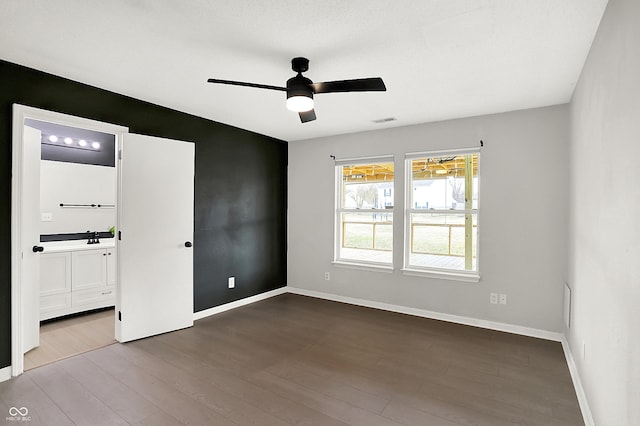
top-left (0, 60), bottom-right (287, 369)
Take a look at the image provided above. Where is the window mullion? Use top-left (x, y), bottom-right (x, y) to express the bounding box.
top-left (464, 155), bottom-right (473, 271)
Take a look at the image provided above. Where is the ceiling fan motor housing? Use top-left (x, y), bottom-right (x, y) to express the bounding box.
top-left (286, 74), bottom-right (314, 101)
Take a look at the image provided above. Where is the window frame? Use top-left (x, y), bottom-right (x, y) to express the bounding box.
top-left (333, 155), bottom-right (395, 271)
top-left (402, 148), bottom-right (480, 281)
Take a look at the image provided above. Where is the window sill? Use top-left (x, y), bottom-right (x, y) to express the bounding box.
top-left (401, 268), bottom-right (480, 282)
top-left (332, 260), bottom-right (394, 274)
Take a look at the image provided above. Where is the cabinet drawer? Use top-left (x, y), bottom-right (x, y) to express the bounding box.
top-left (72, 287), bottom-right (115, 307)
top-left (40, 293), bottom-right (71, 315)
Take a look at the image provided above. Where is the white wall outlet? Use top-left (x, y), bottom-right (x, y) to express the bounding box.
top-left (499, 294), bottom-right (507, 305)
top-left (41, 212), bottom-right (53, 222)
top-left (324, 272), bottom-right (330, 281)
top-left (490, 293), bottom-right (498, 304)
top-left (228, 276), bottom-right (235, 289)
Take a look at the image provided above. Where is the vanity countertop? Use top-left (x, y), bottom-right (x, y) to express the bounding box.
top-left (41, 239), bottom-right (115, 253)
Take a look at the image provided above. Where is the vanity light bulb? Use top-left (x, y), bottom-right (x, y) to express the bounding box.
top-left (78, 139), bottom-right (87, 147)
top-left (91, 142), bottom-right (100, 149)
top-left (64, 137), bottom-right (73, 145)
top-left (48, 135), bottom-right (58, 142)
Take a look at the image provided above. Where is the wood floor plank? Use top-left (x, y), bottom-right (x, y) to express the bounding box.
top-left (249, 370), bottom-right (403, 426)
top-left (55, 354), bottom-right (179, 424)
top-left (131, 410), bottom-right (189, 426)
top-left (28, 362), bottom-right (128, 425)
top-left (105, 342), bottom-right (290, 426)
top-left (84, 346), bottom-right (236, 426)
top-left (381, 399), bottom-right (466, 426)
top-left (132, 332), bottom-right (351, 426)
top-left (0, 374), bottom-right (74, 425)
top-left (264, 360), bottom-right (390, 414)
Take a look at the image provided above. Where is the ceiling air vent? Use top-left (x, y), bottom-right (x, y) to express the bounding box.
top-left (373, 117), bottom-right (397, 124)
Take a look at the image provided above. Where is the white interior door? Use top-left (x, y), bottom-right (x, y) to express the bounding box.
top-left (116, 133), bottom-right (194, 342)
top-left (22, 125), bottom-right (41, 353)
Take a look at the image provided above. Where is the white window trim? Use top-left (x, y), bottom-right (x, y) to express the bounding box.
top-left (403, 150), bottom-right (481, 280)
top-left (332, 260), bottom-right (394, 273)
top-left (334, 156), bottom-right (395, 269)
top-left (401, 267), bottom-right (480, 282)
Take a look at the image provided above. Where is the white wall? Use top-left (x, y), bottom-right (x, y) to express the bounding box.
top-left (40, 160), bottom-right (116, 235)
top-left (289, 104), bottom-right (569, 333)
top-left (568, 0), bottom-right (640, 423)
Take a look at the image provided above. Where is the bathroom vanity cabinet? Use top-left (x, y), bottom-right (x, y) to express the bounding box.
top-left (39, 242), bottom-right (115, 321)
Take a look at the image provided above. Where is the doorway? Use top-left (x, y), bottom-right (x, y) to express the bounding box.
top-left (11, 105), bottom-right (128, 376)
top-left (22, 117), bottom-right (120, 370)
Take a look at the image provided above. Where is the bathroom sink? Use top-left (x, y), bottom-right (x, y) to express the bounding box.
top-left (40, 239), bottom-right (116, 253)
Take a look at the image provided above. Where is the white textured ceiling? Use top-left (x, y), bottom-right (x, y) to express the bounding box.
top-left (0, 0), bottom-right (607, 142)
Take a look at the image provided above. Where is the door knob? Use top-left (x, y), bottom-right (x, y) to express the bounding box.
top-left (184, 241), bottom-right (192, 248)
top-left (32, 245), bottom-right (44, 253)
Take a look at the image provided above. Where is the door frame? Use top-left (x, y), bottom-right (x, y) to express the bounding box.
top-left (10, 104), bottom-right (128, 377)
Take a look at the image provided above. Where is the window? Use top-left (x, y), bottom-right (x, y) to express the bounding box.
top-left (335, 157), bottom-right (394, 268)
top-left (405, 151), bottom-right (479, 276)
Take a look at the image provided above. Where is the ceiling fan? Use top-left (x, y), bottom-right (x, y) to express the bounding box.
top-left (207, 57), bottom-right (386, 123)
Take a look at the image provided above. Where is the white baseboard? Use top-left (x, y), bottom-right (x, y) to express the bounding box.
top-left (562, 337), bottom-right (594, 426)
top-left (0, 366), bottom-right (11, 383)
top-left (193, 287), bottom-right (288, 321)
top-left (287, 286), bottom-right (563, 342)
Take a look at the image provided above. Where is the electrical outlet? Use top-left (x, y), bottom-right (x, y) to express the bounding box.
top-left (324, 272), bottom-right (330, 281)
top-left (41, 212), bottom-right (53, 222)
top-left (499, 294), bottom-right (507, 305)
top-left (228, 276), bottom-right (235, 289)
top-left (490, 293), bottom-right (498, 304)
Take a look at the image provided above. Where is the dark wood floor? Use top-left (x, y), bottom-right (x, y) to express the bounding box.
top-left (0, 294), bottom-right (583, 425)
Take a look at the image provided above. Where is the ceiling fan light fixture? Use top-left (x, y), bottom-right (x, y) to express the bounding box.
top-left (286, 95), bottom-right (314, 112)
top-left (207, 56), bottom-right (386, 123)
top-left (286, 73), bottom-right (314, 112)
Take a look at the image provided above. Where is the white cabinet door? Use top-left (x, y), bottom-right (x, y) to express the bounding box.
top-left (117, 133), bottom-right (194, 343)
top-left (72, 249), bottom-right (107, 291)
top-left (106, 248), bottom-right (116, 287)
top-left (39, 252), bottom-right (71, 296)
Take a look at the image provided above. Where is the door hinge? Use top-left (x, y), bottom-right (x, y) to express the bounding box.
top-left (118, 231), bottom-right (122, 240)
top-left (118, 150), bottom-right (122, 160)
top-left (118, 311), bottom-right (122, 321)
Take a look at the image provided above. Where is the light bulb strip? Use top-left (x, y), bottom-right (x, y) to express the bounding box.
top-left (41, 134), bottom-right (101, 151)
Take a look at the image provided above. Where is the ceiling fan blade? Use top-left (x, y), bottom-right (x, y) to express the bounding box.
top-left (299, 109), bottom-right (316, 123)
top-left (207, 78), bottom-right (286, 92)
top-left (310, 77), bottom-right (386, 94)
